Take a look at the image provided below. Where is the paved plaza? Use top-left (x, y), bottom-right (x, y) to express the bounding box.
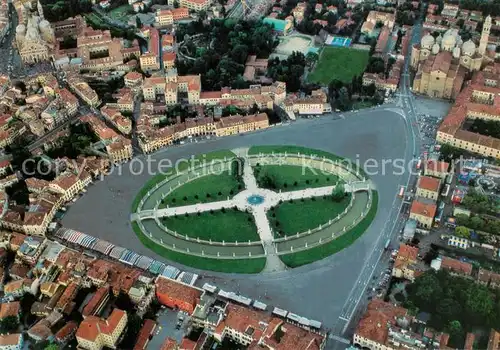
top-left (61, 109), bottom-right (409, 333)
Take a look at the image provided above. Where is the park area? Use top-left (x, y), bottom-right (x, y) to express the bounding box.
top-left (162, 210), bottom-right (260, 242)
top-left (268, 194), bottom-right (352, 237)
top-left (308, 47), bottom-right (369, 84)
top-left (107, 5), bottom-right (132, 22)
top-left (160, 170), bottom-right (243, 208)
top-left (254, 164), bottom-right (339, 192)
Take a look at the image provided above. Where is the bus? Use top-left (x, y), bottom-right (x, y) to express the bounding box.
top-left (384, 239), bottom-right (391, 250)
top-left (441, 184), bottom-right (450, 197)
top-left (434, 202), bottom-right (445, 226)
top-left (398, 186), bottom-right (405, 197)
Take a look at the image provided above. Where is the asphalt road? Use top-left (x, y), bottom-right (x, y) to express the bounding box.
top-left (61, 108), bottom-right (409, 336)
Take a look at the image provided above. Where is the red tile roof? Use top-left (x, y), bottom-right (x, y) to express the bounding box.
top-left (397, 244), bottom-right (419, 262)
top-left (160, 337), bottom-right (178, 350)
top-left (410, 200), bottom-right (437, 218)
top-left (133, 319), bottom-right (157, 350)
top-left (355, 299), bottom-right (408, 345)
top-left (426, 160), bottom-right (449, 173)
top-left (0, 334), bottom-right (21, 346)
top-left (155, 277), bottom-right (202, 314)
top-left (441, 256), bottom-right (473, 275)
top-left (0, 301), bottom-right (20, 319)
top-left (417, 176), bottom-right (441, 192)
top-left (76, 308), bottom-right (126, 342)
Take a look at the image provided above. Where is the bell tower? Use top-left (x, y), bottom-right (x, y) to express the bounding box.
top-left (479, 15), bottom-right (492, 55)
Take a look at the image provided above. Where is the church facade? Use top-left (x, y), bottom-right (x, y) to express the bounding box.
top-left (411, 16), bottom-right (492, 99)
top-left (15, 0), bottom-right (55, 64)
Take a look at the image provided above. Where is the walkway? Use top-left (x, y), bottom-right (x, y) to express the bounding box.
top-left (133, 150), bottom-right (373, 271)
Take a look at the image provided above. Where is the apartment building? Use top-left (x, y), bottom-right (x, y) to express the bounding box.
top-left (477, 269), bottom-right (500, 289)
top-left (67, 75), bottom-right (101, 107)
top-left (155, 8), bottom-right (189, 26)
top-left (391, 244), bottom-right (420, 281)
top-left (215, 113), bottom-right (269, 137)
top-left (409, 200), bottom-right (437, 228)
top-left (76, 308), bottom-right (127, 350)
top-left (416, 175), bottom-right (441, 200)
top-left (424, 160), bottom-right (450, 179)
top-left (101, 106), bottom-right (132, 135)
top-left (140, 27), bottom-right (160, 71)
top-left (179, 0), bottom-right (210, 11)
top-left (209, 303), bottom-right (325, 348)
top-left (437, 69), bottom-right (500, 159)
top-left (353, 299), bottom-right (449, 350)
top-left (283, 89), bottom-right (331, 115)
top-left (124, 72), bottom-right (143, 90)
top-left (155, 277), bottom-right (202, 314)
top-left (106, 139), bottom-right (133, 164)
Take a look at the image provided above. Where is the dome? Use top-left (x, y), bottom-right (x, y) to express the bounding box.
top-left (453, 47), bottom-right (461, 59)
top-left (432, 43), bottom-right (440, 54)
top-left (421, 33), bottom-right (434, 49)
top-left (39, 19), bottom-right (50, 29)
top-left (435, 34), bottom-right (443, 44)
top-left (442, 33), bottom-right (457, 48)
top-left (462, 39), bottom-right (476, 55)
top-left (25, 18), bottom-right (41, 42)
top-left (16, 24), bottom-right (26, 35)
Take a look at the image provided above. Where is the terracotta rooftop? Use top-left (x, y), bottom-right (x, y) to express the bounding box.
top-left (155, 277), bottom-right (202, 307)
top-left (160, 337), bottom-right (178, 350)
top-left (0, 301), bottom-right (20, 319)
top-left (133, 319), bottom-right (157, 350)
top-left (55, 321), bottom-right (78, 342)
top-left (397, 244), bottom-right (419, 262)
top-left (76, 308), bottom-right (126, 342)
top-left (426, 160), bottom-right (449, 173)
top-left (215, 303), bottom-right (271, 341)
top-left (355, 299), bottom-right (408, 345)
top-left (441, 256), bottom-right (473, 275)
top-left (0, 334), bottom-right (21, 346)
top-left (410, 200), bottom-right (437, 218)
top-left (417, 176), bottom-right (441, 192)
top-left (82, 286), bottom-right (109, 317)
top-left (478, 269), bottom-right (500, 284)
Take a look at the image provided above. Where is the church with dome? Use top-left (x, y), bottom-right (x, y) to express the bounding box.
top-left (411, 15), bottom-right (493, 99)
top-left (15, 0), bottom-right (55, 64)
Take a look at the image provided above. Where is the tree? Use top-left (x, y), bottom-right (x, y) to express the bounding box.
top-left (336, 87), bottom-right (351, 111)
top-left (0, 315), bottom-right (19, 333)
top-left (44, 344), bottom-right (59, 350)
top-left (136, 16), bottom-right (142, 28)
top-left (174, 0), bottom-right (180, 7)
top-left (454, 226), bottom-right (469, 238)
top-left (305, 52), bottom-right (319, 68)
top-left (446, 320), bottom-right (463, 340)
top-left (331, 184), bottom-right (345, 201)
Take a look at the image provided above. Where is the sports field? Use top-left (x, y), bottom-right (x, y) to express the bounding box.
top-left (308, 46), bottom-right (369, 84)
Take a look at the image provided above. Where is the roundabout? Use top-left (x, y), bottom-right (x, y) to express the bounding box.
top-left (131, 145), bottom-right (378, 273)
